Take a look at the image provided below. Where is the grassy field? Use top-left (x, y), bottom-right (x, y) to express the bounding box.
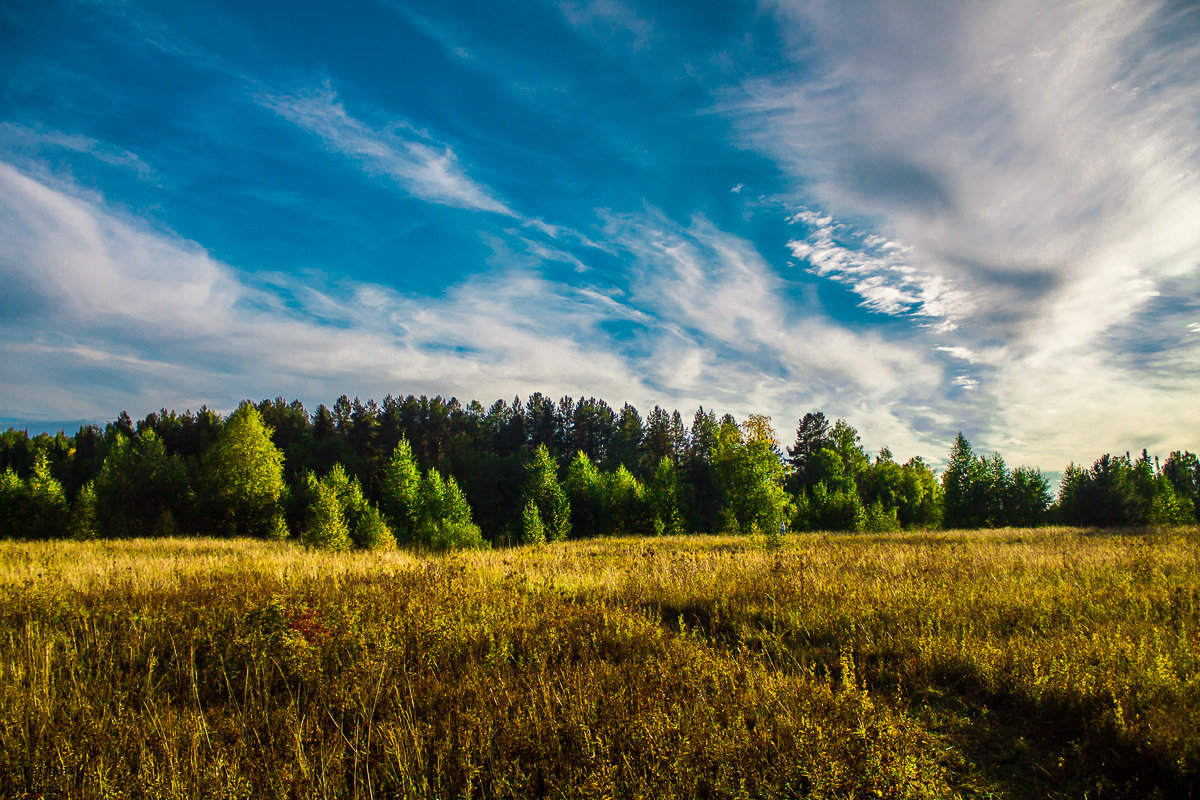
top-left (1, 527), bottom-right (1198, 799)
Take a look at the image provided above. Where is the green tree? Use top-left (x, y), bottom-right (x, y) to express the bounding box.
top-left (607, 465), bottom-right (648, 535)
top-left (24, 451), bottom-right (68, 539)
top-left (203, 402), bottom-right (287, 537)
top-left (786, 411), bottom-right (832, 494)
top-left (941, 432), bottom-right (975, 529)
top-left (67, 481), bottom-right (99, 540)
top-left (320, 464), bottom-right (396, 550)
top-left (94, 429), bottom-right (188, 537)
top-left (422, 469), bottom-right (473, 527)
top-left (898, 458), bottom-right (942, 528)
top-left (524, 444), bottom-right (570, 541)
top-left (646, 456), bottom-right (683, 536)
top-left (1163, 451), bottom-right (1200, 522)
top-left (711, 419), bottom-right (792, 534)
top-left (520, 498), bottom-right (545, 545)
top-left (564, 451), bottom-right (606, 538)
top-left (0, 467), bottom-right (33, 538)
top-left (1005, 466), bottom-right (1050, 527)
top-left (301, 479), bottom-right (352, 551)
top-left (380, 438), bottom-right (422, 538)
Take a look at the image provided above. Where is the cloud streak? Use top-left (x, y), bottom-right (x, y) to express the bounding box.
top-left (259, 82), bottom-right (515, 216)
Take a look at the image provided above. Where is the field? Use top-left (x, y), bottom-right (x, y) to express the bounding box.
top-left (1, 528), bottom-right (1198, 799)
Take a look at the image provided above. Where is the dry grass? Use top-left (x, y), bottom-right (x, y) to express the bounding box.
top-left (1, 527), bottom-right (1197, 798)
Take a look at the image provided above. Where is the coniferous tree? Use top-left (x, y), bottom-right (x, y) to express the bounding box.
top-left (380, 439), bottom-right (423, 539)
top-left (683, 408), bottom-right (721, 533)
top-left (609, 404), bottom-right (643, 472)
top-left (1005, 466), bottom-right (1051, 527)
top-left (301, 479), bottom-right (352, 551)
top-left (941, 432), bottom-right (975, 529)
top-left (786, 411), bottom-right (832, 493)
top-left (94, 429), bottom-right (188, 537)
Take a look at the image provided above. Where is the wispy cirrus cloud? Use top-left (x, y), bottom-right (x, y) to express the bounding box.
top-left (559, 0), bottom-right (654, 51)
top-left (723, 0), bottom-right (1200, 464)
top-left (785, 209), bottom-right (972, 332)
top-left (258, 82), bottom-right (515, 216)
top-left (0, 154), bottom-right (961, 460)
top-left (601, 211), bottom-right (954, 456)
top-left (0, 122), bottom-right (159, 183)
top-left (0, 159), bottom-right (643, 419)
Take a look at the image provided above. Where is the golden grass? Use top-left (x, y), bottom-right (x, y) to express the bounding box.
top-left (1, 526), bottom-right (1197, 798)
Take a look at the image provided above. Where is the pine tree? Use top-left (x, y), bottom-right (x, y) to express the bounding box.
top-left (941, 432), bottom-right (974, 529)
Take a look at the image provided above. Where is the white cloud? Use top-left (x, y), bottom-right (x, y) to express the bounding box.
top-left (0, 160), bottom-right (648, 420)
top-left (785, 209), bottom-right (973, 330)
top-left (0, 123), bottom-right (159, 182)
top-left (259, 82), bottom-right (515, 216)
top-left (602, 211), bottom-right (952, 457)
top-left (952, 376), bottom-right (980, 391)
top-left (935, 346), bottom-right (980, 364)
top-left (0, 158), bottom-right (962, 461)
top-left (725, 0), bottom-right (1200, 464)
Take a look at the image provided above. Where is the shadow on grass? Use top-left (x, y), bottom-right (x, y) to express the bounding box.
top-left (649, 599), bottom-right (1196, 800)
top-left (907, 670), bottom-right (1195, 800)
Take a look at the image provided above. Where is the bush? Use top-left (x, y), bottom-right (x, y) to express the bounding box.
top-left (863, 500), bottom-right (901, 533)
top-left (423, 519), bottom-right (489, 551)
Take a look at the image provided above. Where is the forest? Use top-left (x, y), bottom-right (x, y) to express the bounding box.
top-left (2, 393), bottom-right (1198, 547)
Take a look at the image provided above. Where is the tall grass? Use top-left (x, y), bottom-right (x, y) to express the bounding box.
top-left (1, 527), bottom-right (1197, 798)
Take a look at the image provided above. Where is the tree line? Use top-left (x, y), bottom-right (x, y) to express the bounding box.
top-left (1, 394), bottom-right (1197, 547)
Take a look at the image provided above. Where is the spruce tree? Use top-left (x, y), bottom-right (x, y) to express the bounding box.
top-left (380, 438), bottom-right (422, 538)
top-left (301, 480), bottom-right (352, 552)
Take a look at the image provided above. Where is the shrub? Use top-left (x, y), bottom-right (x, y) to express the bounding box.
top-left (863, 500), bottom-right (901, 533)
top-left (423, 519), bottom-right (489, 551)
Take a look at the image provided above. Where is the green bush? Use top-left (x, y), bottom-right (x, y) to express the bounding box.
top-left (423, 519), bottom-right (489, 551)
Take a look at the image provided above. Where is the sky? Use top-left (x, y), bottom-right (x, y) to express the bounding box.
top-left (2, 0), bottom-right (1199, 472)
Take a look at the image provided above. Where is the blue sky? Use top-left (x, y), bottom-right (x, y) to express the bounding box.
top-left (2, 0), bottom-right (1199, 470)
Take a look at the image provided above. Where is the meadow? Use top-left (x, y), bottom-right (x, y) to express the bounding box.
top-left (1, 527), bottom-right (1197, 799)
